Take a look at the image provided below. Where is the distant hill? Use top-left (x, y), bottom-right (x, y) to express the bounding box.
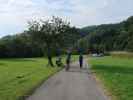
top-left (78, 16), bottom-right (133, 52)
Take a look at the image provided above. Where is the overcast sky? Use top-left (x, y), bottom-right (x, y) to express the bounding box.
top-left (0, 0), bottom-right (133, 37)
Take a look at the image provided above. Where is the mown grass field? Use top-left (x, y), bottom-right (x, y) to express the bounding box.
top-left (0, 58), bottom-right (61, 100)
top-left (90, 56), bottom-right (133, 100)
top-left (0, 55), bottom-right (78, 100)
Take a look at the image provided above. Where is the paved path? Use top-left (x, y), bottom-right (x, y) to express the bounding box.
top-left (27, 60), bottom-right (109, 100)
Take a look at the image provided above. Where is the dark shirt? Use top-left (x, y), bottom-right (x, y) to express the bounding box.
top-left (79, 55), bottom-right (83, 62)
top-left (66, 53), bottom-right (71, 64)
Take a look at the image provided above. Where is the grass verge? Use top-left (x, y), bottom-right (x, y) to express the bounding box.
top-left (90, 56), bottom-right (133, 100)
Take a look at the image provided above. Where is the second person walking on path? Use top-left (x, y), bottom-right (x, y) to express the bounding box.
top-left (79, 54), bottom-right (83, 69)
top-left (66, 51), bottom-right (72, 71)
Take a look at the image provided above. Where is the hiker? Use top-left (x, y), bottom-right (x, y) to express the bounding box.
top-left (79, 54), bottom-right (83, 69)
top-left (66, 51), bottom-right (71, 71)
top-left (56, 49), bottom-right (62, 67)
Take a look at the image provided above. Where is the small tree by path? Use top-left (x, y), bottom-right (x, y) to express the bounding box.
top-left (26, 16), bottom-right (70, 66)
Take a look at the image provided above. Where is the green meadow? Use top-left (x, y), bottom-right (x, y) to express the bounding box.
top-left (0, 58), bottom-right (61, 100)
top-left (90, 56), bottom-right (133, 100)
top-left (0, 55), bottom-right (78, 100)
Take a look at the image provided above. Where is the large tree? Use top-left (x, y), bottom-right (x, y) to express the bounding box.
top-left (27, 16), bottom-right (70, 66)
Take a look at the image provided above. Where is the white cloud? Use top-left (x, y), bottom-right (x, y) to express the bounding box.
top-left (0, 0), bottom-right (133, 37)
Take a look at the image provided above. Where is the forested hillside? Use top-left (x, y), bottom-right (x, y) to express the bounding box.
top-left (77, 16), bottom-right (133, 53)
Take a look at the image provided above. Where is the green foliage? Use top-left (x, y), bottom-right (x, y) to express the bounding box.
top-left (78, 16), bottom-right (133, 52)
top-left (90, 56), bottom-right (133, 100)
top-left (0, 16), bottom-right (82, 58)
top-left (26, 16), bottom-right (82, 66)
top-left (0, 34), bottom-right (44, 58)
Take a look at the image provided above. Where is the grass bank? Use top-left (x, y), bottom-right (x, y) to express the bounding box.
top-left (90, 56), bottom-right (133, 100)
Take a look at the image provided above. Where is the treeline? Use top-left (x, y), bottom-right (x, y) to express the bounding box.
top-left (77, 16), bottom-right (133, 53)
top-left (0, 17), bottom-right (82, 58)
top-left (0, 33), bottom-right (44, 58)
top-left (1, 16), bottom-right (133, 58)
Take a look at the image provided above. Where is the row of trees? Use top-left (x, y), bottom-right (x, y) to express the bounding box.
top-left (0, 33), bottom-right (44, 58)
top-left (77, 16), bottom-right (133, 53)
top-left (1, 16), bottom-right (133, 62)
top-left (0, 16), bottom-right (82, 66)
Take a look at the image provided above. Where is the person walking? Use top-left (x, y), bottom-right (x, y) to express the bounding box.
top-left (79, 54), bottom-right (83, 69)
top-left (66, 51), bottom-right (71, 71)
top-left (56, 48), bottom-right (62, 67)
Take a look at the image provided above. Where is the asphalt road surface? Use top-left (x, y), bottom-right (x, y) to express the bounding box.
top-left (27, 60), bottom-right (109, 100)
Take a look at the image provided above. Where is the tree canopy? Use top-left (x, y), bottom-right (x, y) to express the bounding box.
top-left (0, 16), bottom-right (133, 58)
top-left (77, 16), bottom-right (133, 53)
top-left (0, 16), bottom-right (81, 58)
